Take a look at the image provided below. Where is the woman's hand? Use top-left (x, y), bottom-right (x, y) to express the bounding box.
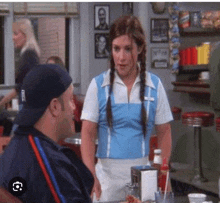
top-left (91, 176), bottom-right (102, 201)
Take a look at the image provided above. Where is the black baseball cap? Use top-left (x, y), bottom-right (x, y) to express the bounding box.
top-left (14, 64), bottom-right (72, 126)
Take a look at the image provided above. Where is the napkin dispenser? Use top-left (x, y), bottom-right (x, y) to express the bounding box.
top-left (131, 165), bottom-right (157, 201)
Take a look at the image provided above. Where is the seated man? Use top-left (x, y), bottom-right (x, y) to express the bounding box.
top-left (0, 64), bottom-right (94, 202)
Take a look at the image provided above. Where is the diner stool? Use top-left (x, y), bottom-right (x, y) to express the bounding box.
top-left (171, 106), bottom-right (182, 121)
top-left (182, 111), bottom-right (214, 183)
top-left (215, 117), bottom-right (220, 132)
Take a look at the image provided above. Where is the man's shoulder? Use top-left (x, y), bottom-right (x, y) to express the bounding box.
top-left (0, 134), bottom-right (34, 166)
top-left (0, 135), bottom-right (36, 189)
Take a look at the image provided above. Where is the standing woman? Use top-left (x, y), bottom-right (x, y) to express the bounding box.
top-left (0, 18), bottom-right (40, 109)
top-left (81, 15), bottom-right (173, 202)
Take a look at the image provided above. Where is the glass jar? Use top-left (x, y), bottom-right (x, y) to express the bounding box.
top-left (125, 183), bottom-right (139, 202)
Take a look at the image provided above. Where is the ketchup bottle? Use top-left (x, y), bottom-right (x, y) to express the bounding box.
top-left (159, 158), bottom-right (169, 193)
top-left (152, 149), bottom-right (162, 191)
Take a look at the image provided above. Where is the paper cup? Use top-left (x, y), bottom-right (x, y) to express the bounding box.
top-left (199, 71), bottom-right (209, 81)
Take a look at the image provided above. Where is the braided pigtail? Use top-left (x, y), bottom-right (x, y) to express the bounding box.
top-left (106, 62), bottom-right (115, 129)
top-left (139, 46), bottom-right (147, 137)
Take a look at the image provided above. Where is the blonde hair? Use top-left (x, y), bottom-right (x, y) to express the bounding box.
top-left (13, 18), bottom-right (40, 57)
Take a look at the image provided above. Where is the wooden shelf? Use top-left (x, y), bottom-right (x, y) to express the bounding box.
top-left (179, 64), bottom-right (209, 72)
top-left (180, 27), bottom-right (220, 36)
top-left (172, 80), bottom-right (210, 94)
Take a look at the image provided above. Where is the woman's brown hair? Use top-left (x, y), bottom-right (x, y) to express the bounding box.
top-left (107, 15), bottom-right (147, 136)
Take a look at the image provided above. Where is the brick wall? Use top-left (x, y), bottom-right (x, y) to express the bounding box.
top-left (38, 17), bottom-right (65, 65)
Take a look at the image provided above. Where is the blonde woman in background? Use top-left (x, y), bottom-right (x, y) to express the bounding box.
top-left (0, 18), bottom-right (40, 109)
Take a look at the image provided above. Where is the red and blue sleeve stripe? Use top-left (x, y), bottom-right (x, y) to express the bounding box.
top-left (28, 134), bottom-right (66, 203)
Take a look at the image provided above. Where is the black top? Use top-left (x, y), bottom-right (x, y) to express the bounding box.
top-left (0, 126), bottom-right (94, 203)
top-left (15, 49), bottom-right (39, 103)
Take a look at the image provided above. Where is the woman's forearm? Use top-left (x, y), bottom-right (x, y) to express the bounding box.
top-left (0, 89), bottom-right (17, 108)
top-left (155, 122), bottom-right (172, 162)
top-left (81, 120), bottom-right (98, 177)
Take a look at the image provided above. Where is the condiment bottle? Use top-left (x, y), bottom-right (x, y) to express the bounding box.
top-left (159, 158), bottom-right (169, 193)
top-left (152, 149), bottom-right (162, 171)
top-left (152, 149), bottom-right (162, 191)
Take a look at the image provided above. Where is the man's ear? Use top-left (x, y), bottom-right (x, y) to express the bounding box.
top-left (48, 98), bottom-right (61, 117)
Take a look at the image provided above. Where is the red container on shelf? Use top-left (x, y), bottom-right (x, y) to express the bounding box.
top-left (191, 46), bottom-right (197, 65)
top-left (179, 49), bottom-right (186, 66)
top-left (179, 50), bottom-right (183, 66)
top-left (186, 47), bottom-right (191, 65)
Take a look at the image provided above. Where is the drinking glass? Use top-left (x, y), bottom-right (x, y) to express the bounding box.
top-left (155, 191), bottom-right (174, 203)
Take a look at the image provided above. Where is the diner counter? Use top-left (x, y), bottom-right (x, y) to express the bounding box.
top-left (170, 162), bottom-right (220, 196)
top-left (97, 194), bottom-right (218, 203)
top-left (64, 132), bottom-right (98, 145)
top-left (62, 135), bottom-right (220, 203)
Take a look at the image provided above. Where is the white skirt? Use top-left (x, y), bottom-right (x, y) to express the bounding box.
top-left (93, 156), bottom-right (150, 202)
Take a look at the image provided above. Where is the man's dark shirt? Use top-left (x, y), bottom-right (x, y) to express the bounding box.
top-left (0, 126), bottom-right (94, 202)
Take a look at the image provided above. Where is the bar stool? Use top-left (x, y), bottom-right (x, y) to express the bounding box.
top-left (171, 106), bottom-right (182, 121)
top-left (216, 117), bottom-right (220, 133)
top-left (182, 111), bottom-right (214, 183)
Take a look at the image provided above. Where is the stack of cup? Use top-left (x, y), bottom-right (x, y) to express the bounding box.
top-left (188, 193), bottom-right (207, 203)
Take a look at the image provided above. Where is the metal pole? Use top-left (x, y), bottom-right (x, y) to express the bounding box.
top-left (192, 126), bottom-right (207, 183)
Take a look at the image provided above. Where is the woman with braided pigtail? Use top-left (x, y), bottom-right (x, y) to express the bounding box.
top-left (81, 15), bottom-right (173, 202)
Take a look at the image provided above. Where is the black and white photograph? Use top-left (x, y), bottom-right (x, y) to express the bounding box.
top-left (95, 33), bottom-right (109, 59)
top-left (122, 2), bottom-right (133, 15)
top-left (150, 18), bottom-right (169, 43)
top-left (151, 47), bottom-right (169, 68)
top-left (94, 5), bottom-right (109, 30)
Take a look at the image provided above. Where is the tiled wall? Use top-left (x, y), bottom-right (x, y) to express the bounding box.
top-left (38, 17), bottom-right (65, 65)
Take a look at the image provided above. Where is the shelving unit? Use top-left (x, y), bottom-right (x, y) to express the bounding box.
top-left (172, 80), bottom-right (210, 94)
top-left (172, 27), bottom-right (216, 94)
top-left (180, 27), bottom-right (220, 36)
top-left (179, 64), bottom-right (209, 72)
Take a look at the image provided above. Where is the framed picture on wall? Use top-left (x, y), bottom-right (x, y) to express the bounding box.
top-left (151, 47), bottom-right (169, 68)
top-left (94, 5), bottom-right (110, 30)
top-left (150, 18), bottom-right (169, 43)
top-left (95, 33), bottom-right (110, 59)
top-left (122, 2), bottom-right (133, 15)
